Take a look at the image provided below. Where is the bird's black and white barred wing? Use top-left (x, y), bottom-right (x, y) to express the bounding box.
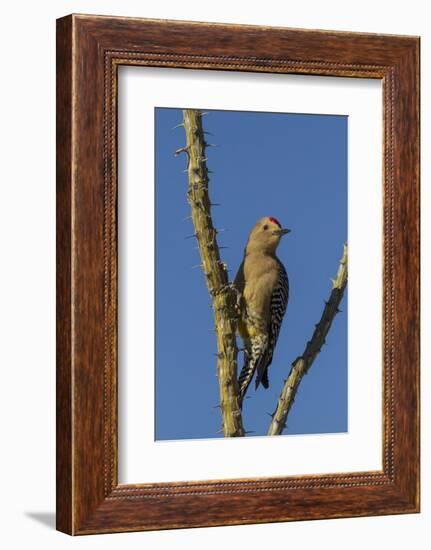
top-left (268, 262), bottom-right (289, 362)
top-left (255, 262), bottom-right (289, 388)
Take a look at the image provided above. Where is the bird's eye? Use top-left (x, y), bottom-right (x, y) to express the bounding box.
top-left (263, 224), bottom-right (268, 230)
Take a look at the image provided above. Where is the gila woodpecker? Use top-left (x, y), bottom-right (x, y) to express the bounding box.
top-left (234, 216), bottom-right (290, 404)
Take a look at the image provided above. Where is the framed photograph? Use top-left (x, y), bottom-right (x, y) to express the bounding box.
top-left (56, 14), bottom-right (420, 535)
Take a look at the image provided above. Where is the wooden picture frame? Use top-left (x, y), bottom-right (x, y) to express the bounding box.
top-left (56, 14), bottom-right (420, 535)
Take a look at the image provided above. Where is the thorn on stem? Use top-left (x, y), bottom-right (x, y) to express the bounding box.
top-left (175, 146), bottom-right (189, 157)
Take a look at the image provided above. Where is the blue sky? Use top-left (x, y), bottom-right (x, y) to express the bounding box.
top-left (155, 107), bottom-right (347, 440)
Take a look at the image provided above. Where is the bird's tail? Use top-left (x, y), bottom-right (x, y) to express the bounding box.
top-left (238, 350), bottom-right (254, 405)
top-left (256, 363), bottom-right (269, 389)
top-left (238, 334), bottom-right (269, 405)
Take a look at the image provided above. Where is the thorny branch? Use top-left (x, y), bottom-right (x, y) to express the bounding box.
top-left (179, 109), bottom-right (244, 437)
top-left (267, 244), bottom-right (348, 436)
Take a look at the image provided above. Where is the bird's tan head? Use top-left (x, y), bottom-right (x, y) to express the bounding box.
top-left (245, 216), bottom-right (291, 255)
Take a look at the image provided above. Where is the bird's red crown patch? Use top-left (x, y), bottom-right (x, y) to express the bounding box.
top-left (269, 216), bottom-right (281, 228)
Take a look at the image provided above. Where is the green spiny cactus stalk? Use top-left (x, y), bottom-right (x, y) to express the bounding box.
top-left (267, 243), bottom-right (348, 436)
top-left (180, 109), bottom-right (244, 437)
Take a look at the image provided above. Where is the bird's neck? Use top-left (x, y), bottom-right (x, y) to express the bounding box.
top-left (245, 247), bottom-right (278, 259)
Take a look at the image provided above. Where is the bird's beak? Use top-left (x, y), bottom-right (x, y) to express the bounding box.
top-left (273, 228), bottom-right (291, 236)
